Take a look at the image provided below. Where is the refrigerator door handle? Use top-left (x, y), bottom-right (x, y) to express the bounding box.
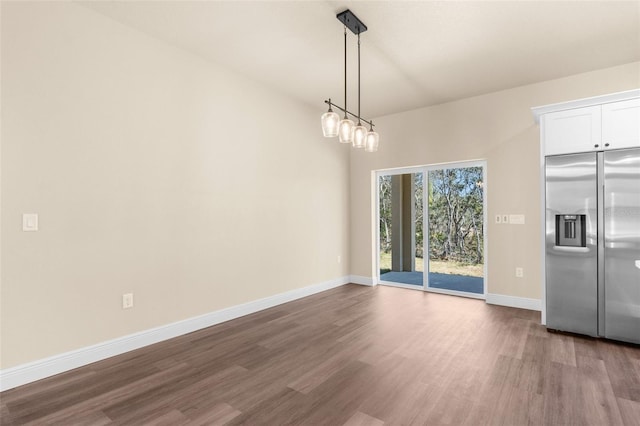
top-left (597, 151), bottom-right (605, 337)
top-left (552, 246), bottom-right (590, 253)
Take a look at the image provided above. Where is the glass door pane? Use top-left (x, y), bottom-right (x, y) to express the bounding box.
top-left (379, 173), bottom-right (424, 287)
top-left (427, 167), bottom-right (484, 294)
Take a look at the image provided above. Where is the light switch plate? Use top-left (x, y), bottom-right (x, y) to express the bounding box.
top-left (509, 214), bottom-right (525, 225)
top-left (22, 214), bottom-right (38, 231)
top-left (122, 293), bottom-right (134, 309)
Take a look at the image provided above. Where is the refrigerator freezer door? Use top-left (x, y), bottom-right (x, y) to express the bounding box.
top-left (604, 148), bottom-right (640, 344)
top-left (546, 153), bottom-right (598, 336)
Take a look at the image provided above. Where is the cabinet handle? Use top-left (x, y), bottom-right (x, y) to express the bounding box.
top-left (594, 144), bottom-right (599, 148)
top-left (605, 143), bottom-right (610, 147)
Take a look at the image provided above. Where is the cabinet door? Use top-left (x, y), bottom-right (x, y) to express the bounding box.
top-left (543, 105), bottom-right (601, 156)
top-left (602, 98), bottom-right (640, 150)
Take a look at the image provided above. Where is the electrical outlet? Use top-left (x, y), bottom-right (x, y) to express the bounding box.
top-left (515, 267), bottom-right (524, 278)
top-left (122, 293), bottom-right (134, 309)
top-left (502, 214), bottom-right (509, 224)
top-left (495, 214), bottom-right (502, 224)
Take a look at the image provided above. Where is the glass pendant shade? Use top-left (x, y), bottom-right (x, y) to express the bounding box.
top-left (321, 110), bottom-right (340, 137)
top-left (352, 124), bottom-right (367, 148)
top-left (338, 118), bottom-right (354, 144)
top-left (365, 130), bottom-right (379, 152)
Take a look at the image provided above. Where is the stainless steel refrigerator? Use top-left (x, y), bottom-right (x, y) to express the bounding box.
top-left (545, 147), bottom-right (640, 344)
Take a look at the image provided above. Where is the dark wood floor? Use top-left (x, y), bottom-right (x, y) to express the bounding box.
top-left (2, 284), bottom-right (639, 425)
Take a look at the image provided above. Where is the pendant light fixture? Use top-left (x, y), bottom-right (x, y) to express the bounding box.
top-left (365, 122), bottom-right (379, 152)
top-left (321, 101), bottom-right (339, 137)
top-left (321, 9), bottom-right (378, 152)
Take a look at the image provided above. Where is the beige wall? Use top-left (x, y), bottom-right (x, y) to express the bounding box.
top-left (350, 62), bottom-right (640, 299)
top-left (0, 2), bottom-right (349, 369)
top-left (2, 1), bottom-right (638, 373)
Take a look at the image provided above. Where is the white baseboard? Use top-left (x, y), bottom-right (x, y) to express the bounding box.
top-left (486, 293), bottom-right (542, 311)
top-left (349, 275), bottom-right (375, 286)
top-left (0, 276), bottom-right (350, 392)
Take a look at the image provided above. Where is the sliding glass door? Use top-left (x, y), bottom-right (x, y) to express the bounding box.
top-left (427, 166), bottom-right (484, 295)
top-left (377, 162), bottom-right (486, 298)
top-left (378, 172), bottom-right (424, 288)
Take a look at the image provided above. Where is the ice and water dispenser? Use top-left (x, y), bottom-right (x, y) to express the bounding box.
top-left (555, 214), bottom-right (586, 247)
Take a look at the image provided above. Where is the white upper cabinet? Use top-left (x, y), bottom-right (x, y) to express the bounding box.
top-left (534, 90), bottom-right (640, 157)
top-left (542, 106), bottom-right (601, 156)
top-left (602, 98), bottom-right (640, 150)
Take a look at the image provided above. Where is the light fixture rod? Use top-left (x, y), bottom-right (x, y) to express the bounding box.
top-left (357, 33), bottom-right (361, 124)
top-left (324, 99), bottom-right (374, 128)
top-left (343, 26), bottom-right (348, 118)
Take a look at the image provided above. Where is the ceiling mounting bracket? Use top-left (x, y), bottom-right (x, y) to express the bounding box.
top-left (336, 10), bottom-right (367, 35)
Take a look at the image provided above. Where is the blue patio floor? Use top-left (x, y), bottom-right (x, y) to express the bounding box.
top-left (379, 271), bottom-right (484, 294)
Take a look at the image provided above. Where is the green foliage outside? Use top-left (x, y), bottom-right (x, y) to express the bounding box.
top-left (379, 252), bottom-right (483, 277)
top-left (428, 167), bottom-right (484, 264)
top-left (379, 167), bottom-right (484, 274)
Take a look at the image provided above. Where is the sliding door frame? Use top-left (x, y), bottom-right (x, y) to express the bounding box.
top-left (375, 160), bottom-right (488, 300)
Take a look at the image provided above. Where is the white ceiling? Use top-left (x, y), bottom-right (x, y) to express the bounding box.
top-left (80, 1), bottom-right (640, 119)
